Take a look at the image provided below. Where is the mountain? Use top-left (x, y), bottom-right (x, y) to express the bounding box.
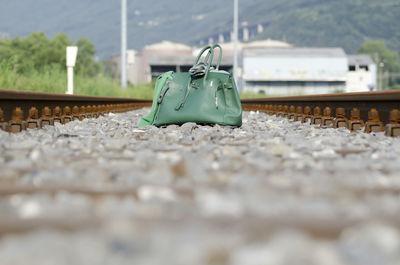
top-left (0, 0), bottom-right (399, 59)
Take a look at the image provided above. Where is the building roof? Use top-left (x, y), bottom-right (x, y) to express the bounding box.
top-left (144, 41), bottom-right (192, 51)
top-left (243, 47), bottom-right (347, 58)
top-left (243, 39), bottom-right (292, 49)
top-left (196, 39), bottom-right (292, 52)
top-left (347, 54), bottom-right (374, 65)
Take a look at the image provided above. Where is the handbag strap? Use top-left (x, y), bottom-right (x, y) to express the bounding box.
top-left (210, 44), bottom-right (222, 71)
top-left (194, 45), bottom-right (213, 65)
top-left (193, 44), bottom-right (222, 78)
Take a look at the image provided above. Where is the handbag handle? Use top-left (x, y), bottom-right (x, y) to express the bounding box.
top-left (194, 45), bottom-right (213, 65)
top-left (193, 44), bottom-right (223, 79)
top-left (203, 44), bottom-right (222, 71)
top-left (210, 44), bottom-right (222, 71)
top-left (194, 45), bottom-right (213, 80)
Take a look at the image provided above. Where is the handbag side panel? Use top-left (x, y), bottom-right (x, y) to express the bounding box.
top-left (220, 75), bottom-right (242, 126)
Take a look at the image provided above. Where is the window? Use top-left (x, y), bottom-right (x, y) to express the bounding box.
top-left (349, 65), bottom-right (356, 71)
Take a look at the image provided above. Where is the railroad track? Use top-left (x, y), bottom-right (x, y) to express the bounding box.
top-left (1, 89), bottom-right (400, 136)
top-left (242, 90), bottom-right (400, 137)
top-left (0, 89), bottom-right (151, 133)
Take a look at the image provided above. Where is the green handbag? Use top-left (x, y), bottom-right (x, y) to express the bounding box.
top-left (138, 44), bottom-right (242, 127)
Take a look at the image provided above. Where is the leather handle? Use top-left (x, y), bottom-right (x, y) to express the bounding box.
top-left (194, 45), bottom-right (213, 65)
top-left (204, 44), bottom-right (222, 70)
top-left (210, 44), bottom-right (222, 71)
top-left (193, 44), bottom-right (223, 79)
top-left (194, 45), bottom-right (214, 80)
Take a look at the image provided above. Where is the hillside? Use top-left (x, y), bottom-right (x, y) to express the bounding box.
top-left (0, 0), bottom-right (399, 58)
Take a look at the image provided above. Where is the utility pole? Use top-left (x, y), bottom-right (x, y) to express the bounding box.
top-left (121, 0), bottom-right (127, 88)
top-left (379, 62), bottom-right (384, 91)
top-left (233, 0), bottom-right (239, 91)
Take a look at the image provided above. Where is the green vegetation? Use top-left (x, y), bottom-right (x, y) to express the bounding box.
top-left (246, 0), bottom-right (400, 55)
top-left (240, 92), bottom-right (265, 99)
top-left (0, 33), bottom-right (153, 99)
top-left (357, 40), bottom-right (400, 89)
top-left (0, 32), bottom-right (100, 76)
top-left (0, 65), bottom-right (154, 98)
top-left (358, 40), bottom-right (400, 73)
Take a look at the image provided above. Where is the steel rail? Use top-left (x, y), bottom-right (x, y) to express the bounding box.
top-left (242, 90), bottom-right (400, 123)
top-left (1, 89), bottom-right (400, 135)
top-left (242, 90), bottom-right (400, 136)
top-left (0, 89), bottom-right (152, 122)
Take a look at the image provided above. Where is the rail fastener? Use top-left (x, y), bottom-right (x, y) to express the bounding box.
top-left (53, 106), bottom-right (63, 124)
top-left (365, 108), bottom-right (385, 133)
top-left (333, 107), bottom-right (348, 129)
top-left (26, 107), bottom-right (40, 129)
top-left (347, 108), bottom-right (364, 132)
top-left (321, 107), bottom-right (334, 127)
top-left (294, 106), bottom-right (303, 122)
top-left (312, 106), bottom-right (322, 125)
top-left (9, 108), bottom-right (26, 133)
top-left (385, 109), bottom-right (400, 137)
top-left (302, 106), bottom-right (313, 124)
top-left (40, 107), bottom-right (54, 127)
top-left (63, 106), bottom-right (73, 123)
top-left (288, 105), bottom-right (296, 121)
top-left (0, 108), bottom-right (9, 132)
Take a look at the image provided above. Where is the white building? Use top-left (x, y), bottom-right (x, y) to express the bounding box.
top-left (346, 55), bottom-right (377, 92)
top-left (242, 48), bottom-right (348, 95)
top-left (112, 39), bottom-right (376, 95)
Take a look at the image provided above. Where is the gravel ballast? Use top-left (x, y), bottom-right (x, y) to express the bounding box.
top-left (0, 109), bottom-right (400, 265)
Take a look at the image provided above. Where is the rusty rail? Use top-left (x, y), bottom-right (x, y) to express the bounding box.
top-left (1, 89), bottom-right (400, 136)
top-left (0, 89), bottom-right (152, 133)
top-left (242, 90), bottom-right (400, 137)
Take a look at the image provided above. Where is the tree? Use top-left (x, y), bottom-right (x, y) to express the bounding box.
top-left (0, 32), bottom-right (101, 76)
top-left (358, 40), bottom-right (400, 89)
top-left (74, 38), bottom-right (101, 76)
top-left (358, 40), bottom-right (400, 73)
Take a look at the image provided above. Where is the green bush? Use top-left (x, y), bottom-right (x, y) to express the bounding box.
top-left (0, 62), bottom-right (153, 99)
top-left (0, 32), bottom-right (101, 77)
top-left (0, 32), bottom-right (154, 99)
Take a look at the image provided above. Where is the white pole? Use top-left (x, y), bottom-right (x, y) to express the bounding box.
top-left (67, 67), bottom-right (74, 94)
top-left (66, 46), bottom-right (78, 95)
top-left (121, 0), bottom-right (127, 88)
top-left (233, 0), bottom-right (239, 91)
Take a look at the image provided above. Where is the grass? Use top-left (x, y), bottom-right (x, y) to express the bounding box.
top-left (239, 92), bottom-right (268, 99)
top-left (3, 64), bottom-right (338, 100)
top-left (0, 63), bottom-right (154, 99)
top-left (239, 92), bottom-right (291, 98)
